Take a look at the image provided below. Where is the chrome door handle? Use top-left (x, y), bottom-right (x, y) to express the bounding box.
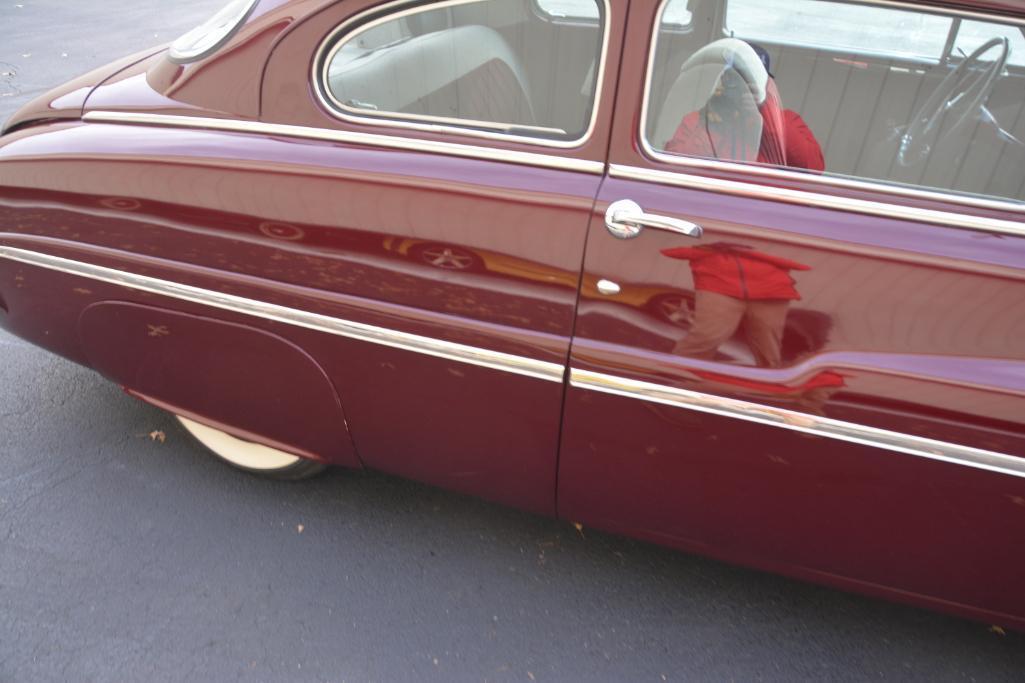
top-left (604, 199), bottom-right (703, 240)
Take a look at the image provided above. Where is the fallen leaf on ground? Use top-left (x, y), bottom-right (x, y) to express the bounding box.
top-left (148, 430), bottom-right (166, 443)
top-left (989, 625), bottom-right (1006, 636)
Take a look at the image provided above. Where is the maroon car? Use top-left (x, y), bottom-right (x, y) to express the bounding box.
top-left (2, 0), bottom-right (1024, 629)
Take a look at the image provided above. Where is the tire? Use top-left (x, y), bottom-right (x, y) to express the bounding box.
top-left (176, 415), bottom-right (326, 480)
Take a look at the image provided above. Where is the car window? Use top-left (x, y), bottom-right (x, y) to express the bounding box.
top-left (535, 0), bottom-right (600, 22)
top-left (536, 0), bottom-right (690, 27)
top-left (645, 0), bottom-right (1025, 203)
top-left (320, 0), bottom-right (606, 142)
top-left (725, 0), bottom-right (951, 62)
top-left (954, 19), bottom-right (1025, 67)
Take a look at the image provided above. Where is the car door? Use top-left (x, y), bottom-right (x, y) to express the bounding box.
top-left (559, 0), bottom-right (1025, 624)
top-left (254, 0), bottom-right (624, 514)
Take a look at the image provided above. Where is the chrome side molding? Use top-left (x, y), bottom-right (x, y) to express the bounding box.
top-left (3, 244), bottom-right (1023, 478)
top-left (570, 368), bottom-right (1025, 480)
top-left (0, 245), bottom-right (565, 383)
top-left (82, 111), bottom-right (606, 175)
top-left (609, 164), bottom-right (1025, 238)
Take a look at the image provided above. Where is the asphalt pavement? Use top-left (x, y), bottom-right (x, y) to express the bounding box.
top-left (2, 1), bottom-right (1025, 681)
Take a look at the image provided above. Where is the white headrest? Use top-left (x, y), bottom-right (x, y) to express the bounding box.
top-left (679, 38), bottom-right (768, 105)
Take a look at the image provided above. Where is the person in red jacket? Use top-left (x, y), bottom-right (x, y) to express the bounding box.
top-left (749, 42), bottom-right (825, 172)
top-left (664, 40), bottom-right (824, 172)
top-left (662, 242), bottom-right (811, 368)
top-left (660, 41), bottom-right (819, 367)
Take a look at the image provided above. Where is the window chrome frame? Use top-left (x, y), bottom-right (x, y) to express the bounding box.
top-left (638, 0), bottom-right (1025, 218)
top-left (313, 0), bottom-right (612, 149)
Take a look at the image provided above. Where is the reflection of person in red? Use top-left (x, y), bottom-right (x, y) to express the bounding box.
top-left (664, 39), bottom-right (825, 172)
top-left (662, 242), bottom-right (811, 368)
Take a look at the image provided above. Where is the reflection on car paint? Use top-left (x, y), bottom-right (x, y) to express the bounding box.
top-left (2, 0), bottom-right (1025, 633)
top-left (661, 240), bottom-right (811, 368)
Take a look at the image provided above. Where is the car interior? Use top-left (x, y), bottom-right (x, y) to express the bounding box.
top-left (648, 0), bottom-right (1025, 201)
top-left (322, 0), bottom-right (1024, 200)
top-left (323, 0), bottom-right (605, 140)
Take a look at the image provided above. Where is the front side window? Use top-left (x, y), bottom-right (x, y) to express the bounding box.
top-left (954, 19), bottom-right (1025, 67)
top-left (319, 0), bottom-right (606, 143)
top-left (645, 0), bottom-right (1025, 203)
top-left (724, 0), bottom-right (951, 62)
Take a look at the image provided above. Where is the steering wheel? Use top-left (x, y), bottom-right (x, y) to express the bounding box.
top-left (898, 36), bottom-right (1009, 166)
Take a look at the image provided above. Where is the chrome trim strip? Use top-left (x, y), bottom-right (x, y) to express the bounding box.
top-left (609, 164), bottom-right (1025, 237)
top-left (81, 112), bottom-right (605, 175)
top-left (571, 368), bottom-right (1025, 480)
top-left (0, 246), bottom-right (565, 383)
top-left (7, 249), bottom-right (1020, 475)
top-left (312, 0), bottom-right (612, 149)
top-left (638, 154), bottom-right (1025, 215)
top-left (638, 0), bottom-right (1025, 221)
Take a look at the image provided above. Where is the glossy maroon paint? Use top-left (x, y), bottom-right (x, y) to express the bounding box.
top-left (0, 0), bottom-right (624, 515)
top-left (80, 301), bottom-right (358, 465)
top-left (1, 0), bottom-right (1024, 630)
top-left (559, 0), bottom-right (1025, 629)
top-left (0, 47), bottom-right (168, 135)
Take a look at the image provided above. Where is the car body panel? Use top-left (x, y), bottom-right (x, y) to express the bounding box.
top-left (0, 46), bottom-right (168, 135)
top-left (2, 0), bottom-right (1025, 629)
top-left (80, 301), bottom-right (356, 464)
top-left (558, 0), bottom-right (1025, 628)
top-left (0, 0), bottom-right (620, 512)
top-left (0, 122), bottom-right (587, 513)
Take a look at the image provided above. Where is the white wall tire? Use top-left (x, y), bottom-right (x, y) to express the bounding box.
top-left (176, 415), bottom-right (326, 480)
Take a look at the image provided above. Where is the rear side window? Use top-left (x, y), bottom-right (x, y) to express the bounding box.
top-left (645, 0), bottom-right (1025, 203)
top-left (318, 0), bottom-right (607, 143)
top-left (535, 0), bottom-right (600, 22)
top-left (535, 0), bottom-right (690, 27)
